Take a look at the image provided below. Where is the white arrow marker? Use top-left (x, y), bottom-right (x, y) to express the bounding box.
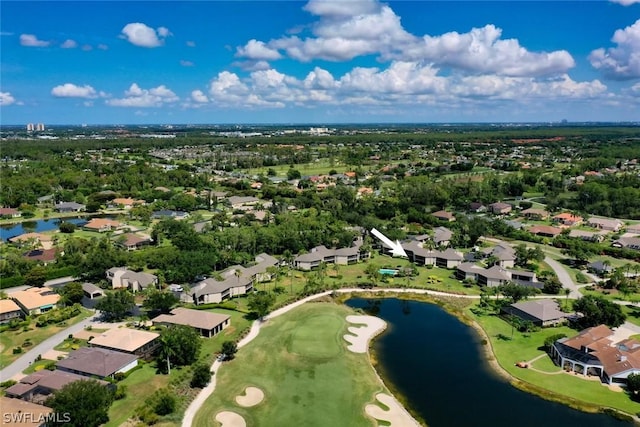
top-left (371, 228), bottom-right (408, 258)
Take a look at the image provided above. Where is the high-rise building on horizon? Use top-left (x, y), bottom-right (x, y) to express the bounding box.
top-left (36, 123), bottom-right (45, 131)
top-left (26, 123), bottom-right (35, 131)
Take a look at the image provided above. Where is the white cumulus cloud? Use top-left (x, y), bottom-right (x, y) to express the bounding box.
top-left (60, 39), bottom-right (77, 49)
top-left (589, 19), bottom-right (640, 79)
top-left (610, 0), bottom-right (640, 5)
top-left (51, 83), bottom-right (102, 98)
top-left (236, 39), bottom-right (282, 60)
top-left (120, 23), bottom-right (170, 48)
top-left (20, 34), bottom-right (50, 47)
top-left (191, 90), bottom-right (209, 103)
top-left (0, 92), bottom-right (17, 106)
top-left (107, 83), bottom-right (179, 107)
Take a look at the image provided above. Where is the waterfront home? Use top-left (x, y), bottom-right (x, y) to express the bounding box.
top-left (89, 328), bottom-right (160, 357)
top-left (57, 347), bottom-right (138, 379)
top-left (456, 263), bottom-right (539, 288)
top-left (395, 241), bottom-right (463, 269)
top-left (0, 207), bottom-right (21, 218)
top-left (152, 307), bottom-right (230, 337)
top-left (83, 218), bottom-right (122, 232)
top-left (54, 201), bottom-right (86, 213)
top-left (294, 238), bottom-right (370, 270)
top-left (9, 232), bottom-right (53, 249)
top-left (551, 325), bottom-right (640, 385)
top-left (11, 287), bottom-right (60, 316)
top-left (501, 299), bottom-right (571, 326)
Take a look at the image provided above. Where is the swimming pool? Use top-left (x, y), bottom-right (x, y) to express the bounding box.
top-left (378, 268), bottom-right (398, 276)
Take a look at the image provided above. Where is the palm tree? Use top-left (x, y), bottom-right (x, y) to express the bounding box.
top-left (563, 288), bottom-right (571, 310)
top-left (158, 334), bottom-right (176, 375)
top-left (234, 269), bottom-right (242, 298)
top-left (266, 266), bottom-right (278, 293)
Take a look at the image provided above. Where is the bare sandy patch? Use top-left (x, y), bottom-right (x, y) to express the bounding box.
top-left (365, 393), bottom-right (421, 427)
top-left (235, 386), bottom-right (264, 407)
top-left (215, 411), bottom-right (246, 427)
top-left (41, 349), bottom-right (67, 361)
top-left (344, 315), bottom-right (386, 353)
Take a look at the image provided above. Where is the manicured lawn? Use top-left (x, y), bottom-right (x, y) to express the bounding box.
top-left (193, 302), bottom-right (388, 427)
top-left (21, 358), bottom-right (56, 375)
top-left (472, 309), bottom-right (640, 415)
top-left (0, 308), bottom-right (93, 369)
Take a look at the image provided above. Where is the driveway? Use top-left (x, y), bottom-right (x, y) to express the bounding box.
top-left (544, 257), bottom-right (582, 299)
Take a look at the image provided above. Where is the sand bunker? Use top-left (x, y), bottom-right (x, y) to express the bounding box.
top-left (344, 315), bottom-right (386, 353)
top-left (235, 386), bottom-right (264, 407)
top-left (215, 411), bottom-right (246, 427)
top-left (365, 393), bottom-right (421, 427)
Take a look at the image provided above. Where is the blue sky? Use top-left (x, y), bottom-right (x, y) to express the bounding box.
top-left (1, 0), bottom-right (639, 124)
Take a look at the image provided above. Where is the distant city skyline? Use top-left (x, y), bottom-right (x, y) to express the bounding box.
top-left (1, 0), bottom-right (639, 125)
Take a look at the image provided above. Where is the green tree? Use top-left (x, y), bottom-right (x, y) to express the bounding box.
top-left (46, 380), bottom-right (114, 427)
top-left (58, 221), bottom-right (77, 233)
top-left (221, 340), bottom-right (238, 360)
top-left (498, 282), bottom-right (538, 303)
top-left (248, 291), bottom-right (276, 319)
top-left (157, 325), bottom-right (201, 373)
top-left (96, 290), bottom-right (135, 322)
top-left (153, 388), bottom-right (177, 415)
top-left (287, 168), bottom-right (302, 180)
top-left (61, 282), bottom-right (84, 305)
top-left (573, 295), bottom-right (626, 328)
top-left (190, 363), bottom-right (213, 388)
top-left (143, 289), bottom-right (178, 314)
top-left (542, 277), bottom-right (562, 295)
top-left (24, 265), bottom-right (47, 287)
top-left (627, 373), bottom-right (640, 399)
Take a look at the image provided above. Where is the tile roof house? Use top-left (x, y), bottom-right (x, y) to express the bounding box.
top-left (89, 328), bottom-right (160, 357)
top-left (1, 397), bottom-right (52, 427)
top-left (106, 267), bottom-right (158, 292)
top-left (502, 299), bottom-right (571, 326)
top-left (431, 210), bottom-right (456, 222)
top-left (83, 218), bottom-right (122, 232)
top-left (56, 347), bottom-right (138, 379)
top-left (108, 197), bottom-right (145, 210)
top-left (11, 287), bottom-right (60, 316)
top-left (9, 233), bottom-right (53, 250)
top-left (612, 237), bottom-right (640, 251)
top-left (0, 299), bottom-right (23, 324)
top-left (521, 208), bottom-right (550, 220)
top-left (587, 217), bottom-right (624, 232)
top-left (115, 233), bottom-right (152, 251)
top-left (152, 307), bottom-right (230, 337)
top-left (0, 207), bottom-right (21, 218)
top-left (191, 253), bottom-right (279, 305)
top-left (5, 370), bottom-right (110, 404)
top-left (488, 202), bottom-right (512, 215)
top-left (552, 212), bottom-right (583, 226)
top-left (469, 202), bottom-right (487, 213)
top-left (551, 325), bottom-right (640, 385)
top-left (54, 201), bottom-right (86, 213)
top-left (23, 248), bottom-right (59, 265)
top-left (528, 225), bottom-right (562, 238)
top-left (627, 223), bottom-right (640, 235)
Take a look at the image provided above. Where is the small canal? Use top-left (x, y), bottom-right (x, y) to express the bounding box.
top-left (345, 297), bottom-right (631, 427)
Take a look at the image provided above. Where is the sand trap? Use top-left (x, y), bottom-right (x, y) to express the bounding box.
top-left (365, 393), bottom-right (421, 427)
top-left (235, 386), bottom-right (264, 407)
top-left (215, 411), bottom-right (246, 427)
top-left (344, 315), bottom-right (386, 353)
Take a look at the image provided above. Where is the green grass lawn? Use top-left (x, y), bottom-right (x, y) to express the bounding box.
top-left (193, 302), bottom-right (388, 427)
top-left (21, 358), bottom-right (57, 375)
top-left (0, 308), bottom-right (93, 369)
top-left (471, 309), bottom-right (640, 415)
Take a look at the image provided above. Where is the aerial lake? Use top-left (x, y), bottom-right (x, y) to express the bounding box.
top-left (0, 217), bottom-right (88, 241)
top-left (345, 297), bottom-right (629, 427)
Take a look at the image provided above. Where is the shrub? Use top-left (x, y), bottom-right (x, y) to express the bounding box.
top-left (13, 347), bottom-right (23, 354)
top-left (0, 380), bottom-right (17, 388)
top-left (153, 388), bottom-right (177, 415)
top-left (190, 363), bottom-right (212, 388)
top-left (114, 384), bottom-right (127, 400)
top-left (544, 333), bottom-right (567, 351)
top-left (114, 372), bottom-right (126, 382)
top-left (45, 361), bottom-right (56, 371)
top-left (575, 272), bottom-right (589, 284)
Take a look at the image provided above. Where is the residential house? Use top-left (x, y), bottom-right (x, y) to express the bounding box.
top-left (397, 241), bottom-right (462, 269)
top-left (115, 233), bottom-right (152, 251)
top-left (9, 232), bottom-right (54, 250)
top-left (151, 210), bottom-right (189, 220)
top-left (1, 397), bottom-right (52, 427)
top-left (82, 282), bottom-right (105, 299)
top-left (469, 202), bottom-right (487, 213)
top-left (227, 196), bottom-right (260, 210)
top-left (106, 267), bottom-right (158, 292)
top-left (482, 244), bottom-right (516, 268)
top-left (456, 263), bottom-right (539, 288)
top-left (190, 253), bottom-right (279, 305)
top-left (0, 207), bottom-right (21, 218)
top-left (56, 347), bottom-right (138, 379)
top-left (613, 237), bottom-right (640, 251)
top-left (435, 248), bottom-right (464, 268)
top-left (627, 223), bottom-right (640, 235)
top-left (550, 325), bottom-right (640, 385)
top-left (568, 229), bottom-right (606, 243)
top-left (587, 217), bottom-right (624, 232)
top-left (5, 370), bottom-right (110, 404)
top-left (83, 218), bottom-right (122, 233)
top-left (108, 197), bottom-right (145, 210)
top-left (54, 202), bottom-right (86, 213)
top-left (488, 202), bottom-right (512, 215)
top-left (501, 299), bottom-right (571, 327)
top-left (433, 226), bottom-right (452, 247)
top-left (0, 299), bottom-right (23, 324)
top-left (504, 220), bottom-right (526, 230)
top-left (89, 328), bottom-right (160, 357)
top-left (552, 212), bottom-right (583, 226)
top-left (528, 225), bottom-right (562, 238)
top-left (294, 238), bottom-right (369, 270)
top-left (152, 307), bottom-right (230, 337)
top-left (36, 194), bottom-right (54, 207)
top-left (521, 208), bottom-right (550, 220)
top-left (23, 248), bottom-right (58, 265)
top-left (587, 261), bottom-right (613, 276)
top-left (431, 210), bottom-right (456, 222)
top-left (11, 287), bottom-right (60, 316)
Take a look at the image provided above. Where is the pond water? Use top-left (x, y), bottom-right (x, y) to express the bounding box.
top-left (345, 297), bottom-right (630, 427)
top-left (0, 217), bottom-right (88, 241)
